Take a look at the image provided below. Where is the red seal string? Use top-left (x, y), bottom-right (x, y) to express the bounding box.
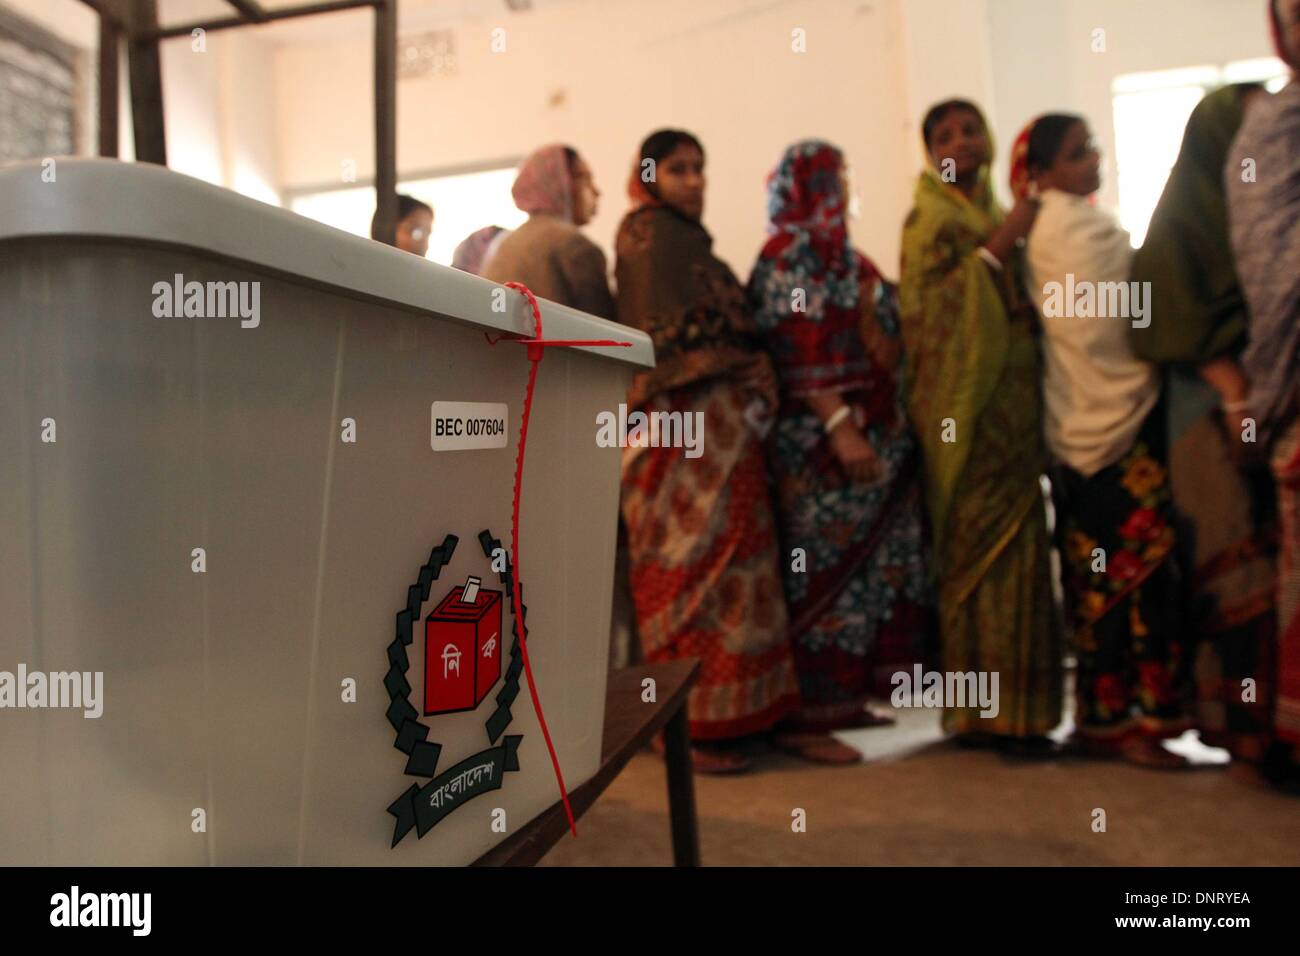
top-left (486, 281), bottom-right (631, 837)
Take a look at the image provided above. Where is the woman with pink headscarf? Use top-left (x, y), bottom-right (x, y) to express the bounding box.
top-left (481, 144), bottom-right (615, 319)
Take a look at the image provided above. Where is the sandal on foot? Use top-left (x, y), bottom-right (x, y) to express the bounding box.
top-left (771, 732), bottom-right (863, 766)
top-left (649, 735), bottom-right (753, 774)
top-left (788, 704), bottom-right (897, 733)
top-left (1118, 735), bottom-right (1190, 770)
top-left (995, 735), bottom-right (1061, 759)
top-left (689, 744), bottom-right (754, 774)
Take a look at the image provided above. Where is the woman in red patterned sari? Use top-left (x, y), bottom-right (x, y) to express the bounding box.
top-left (615, 129), bottom-right (801, 773)
top-left (748, 141), bottom-right (933, 737)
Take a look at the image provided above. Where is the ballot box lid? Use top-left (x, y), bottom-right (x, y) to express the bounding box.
top-left (429, 586), bottom-right (501, 622)
top-left (0, 158), bottom-right (654, 370)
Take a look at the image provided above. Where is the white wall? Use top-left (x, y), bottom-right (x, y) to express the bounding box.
top-left (0, 0), bottom-right (277, 198)
top-left (271, 0), bottom-right (1278, 280)
top-left (4, 0), bottom-right (1281, 277)
top-left (896, 0), bottom-right (1276, 210)
top-left (162, 29), bottom-right (280, 203)
top-left (899, 0), bottom-right (999, 166)
top-left (273, 0), bottom-right (915, 280)
top-left (161, 33), bottom-right (223, 184)
top-left (985, 0), bottom-right (1276, 210)
top-left (217, 31), bottom-right (280, 205)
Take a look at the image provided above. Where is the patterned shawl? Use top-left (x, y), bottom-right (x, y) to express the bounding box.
top-left (898, 162), bottom-right (1018, 554)
top-left (512, 144), bottom-right (573, 220)
top-left (1273, 0), bottom-right (1298, 71)
top-left (614, 167), bottom-right (770, 410)
top-left (1228, 79), bottom-right (1300, 446)
top-left (1129, 86), bottom-right (1255, 366)
top-left (747, 140), bottom-right (880, 399)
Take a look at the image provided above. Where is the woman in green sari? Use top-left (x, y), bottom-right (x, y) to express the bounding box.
top-left (899, 100), bottom-right (1063, 753)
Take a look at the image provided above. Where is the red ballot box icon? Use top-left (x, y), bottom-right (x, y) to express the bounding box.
top-left (424, 582), bottom-right (503, 715)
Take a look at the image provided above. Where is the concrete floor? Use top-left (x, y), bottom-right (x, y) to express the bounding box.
top-left (539, 708), bottom-right (1300, 866)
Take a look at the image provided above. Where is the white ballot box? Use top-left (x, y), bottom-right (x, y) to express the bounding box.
top-left (0, 159), bottom-right (653, 866)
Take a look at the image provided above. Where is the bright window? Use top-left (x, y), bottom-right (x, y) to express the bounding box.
top-left (1112, 59), bottom-right (1289, 247)
top-left (288, 165), bottom-right (528, 266)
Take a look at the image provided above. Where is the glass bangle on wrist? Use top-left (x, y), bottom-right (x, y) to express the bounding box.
top-left (823, 405), bottom-right (853, 434)
top-left (976, 246), bottom-right (1003, 271)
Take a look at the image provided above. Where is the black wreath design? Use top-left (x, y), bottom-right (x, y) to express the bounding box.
top-left (383, 529), bottom-right (526, 846)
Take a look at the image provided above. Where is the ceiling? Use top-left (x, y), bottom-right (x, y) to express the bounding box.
top-left (154, 0), bottom-right (568, 40)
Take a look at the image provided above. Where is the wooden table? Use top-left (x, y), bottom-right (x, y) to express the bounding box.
top-left (471, 658), bottom-right (701, 867)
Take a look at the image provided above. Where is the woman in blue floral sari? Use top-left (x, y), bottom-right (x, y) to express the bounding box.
top-left (748, 140), bottom-right (933, 751)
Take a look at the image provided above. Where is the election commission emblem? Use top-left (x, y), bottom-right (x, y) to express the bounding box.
top-left (383, 530), bottom-right (525, 846)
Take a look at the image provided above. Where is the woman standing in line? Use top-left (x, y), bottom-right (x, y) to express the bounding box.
top-left (615, 129), bottom-right (803, 773)
top-left (482, 143), bottom-right (615, 318)
top-left (1129, 84), bottom-right (1278, 770)
top-left (1015, 113), bottom-right (1192, 767)
top-left (372, 194), bottom-right (434, 258)
top-left (1224, 0), bottom-right (1300, 782)
top-left (748, 140), bottom-right (932, 752)
top-left (898, 100), bottom-right (1062, 754)
top-left (451, 225), bottom-right (508, 275)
